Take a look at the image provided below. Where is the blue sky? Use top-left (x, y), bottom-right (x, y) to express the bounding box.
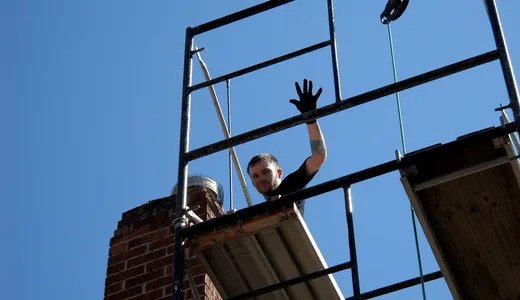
top-left (2, 1), bottom-right (519, 299)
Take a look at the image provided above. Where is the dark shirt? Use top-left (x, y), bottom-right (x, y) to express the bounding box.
top-left (265, 158), bottom-right (317, 216)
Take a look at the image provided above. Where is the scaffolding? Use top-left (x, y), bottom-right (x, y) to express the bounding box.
top-left (173, 0), bottom-right (520, 299)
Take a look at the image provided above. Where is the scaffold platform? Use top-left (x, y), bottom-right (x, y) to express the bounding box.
top-left (189, 205), bottom-right (344, 300)
top-left (401, 129), bottom-right (520, 299)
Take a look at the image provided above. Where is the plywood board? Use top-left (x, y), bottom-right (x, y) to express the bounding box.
top-left (190, 205), bottom-right (344, 299)
top-left (401, 133), bottom-right (520, 300)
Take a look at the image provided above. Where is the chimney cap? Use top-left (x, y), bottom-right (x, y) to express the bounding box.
top-left (172, 175), bottom-right (224, 205)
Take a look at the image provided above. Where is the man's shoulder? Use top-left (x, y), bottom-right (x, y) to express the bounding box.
top-left (275, 160), bottom-right (318, 196)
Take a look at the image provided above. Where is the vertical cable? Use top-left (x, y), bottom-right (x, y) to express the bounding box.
top-left (194, 49), bottom-right (253, 207)
top-left (386, 22), bottom-right (427, 300)
top-left (226, 79), bottom-right (234, 211)
top-left (387, 24), bottom-right (406, 152)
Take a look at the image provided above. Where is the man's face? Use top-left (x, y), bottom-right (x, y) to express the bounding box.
top-left (248, 160), bottom-right (283, 196)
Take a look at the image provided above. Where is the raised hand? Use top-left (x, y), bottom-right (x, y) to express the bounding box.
top-left (289, 79), bottom-right (323, 124)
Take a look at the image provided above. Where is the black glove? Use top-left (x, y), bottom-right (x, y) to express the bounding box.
top-left (289, 79), bottom-right (323, 124)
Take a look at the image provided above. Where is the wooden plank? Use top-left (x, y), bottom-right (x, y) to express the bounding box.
top-left (400, 177), bottom-right (462, 299)
top-left (478, 165), bottom-right (520, 296)
top-left (255, 226), bottom-right (314, 299)
top-left (201, 244), bottom-right (250, 296)
top-left (197, 254), bottom-right (229, 298)
top-left (191, 208), bottom-right (293, 249)
top-left (277, 210), bottom-right (344, 300)
top-left (191, 205), bottom-right (344, 299)
top-left (419, 180), bottom-right (486, 299)
top-left (402, 133), bottom-right (520, 300)
top-left (413, 156), bottom-right (511, 191)
top-left (226, 235), bottom-right (289, 300)
top-left (241, 236), bottom-right (290, 300)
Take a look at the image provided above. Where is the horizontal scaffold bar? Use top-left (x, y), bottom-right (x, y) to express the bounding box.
top-left (183, 121), bottom-right (517, 239)
top-left (189, 40), bottom-right (331, 92)
top-left (345, 271), bottom-right (443, 300)
top-left (190, 0), bottom-right (294, 36)
top-left (226, 262), bottom-right (352, 300)
top-left (186, 50), bottom-right (500, 162)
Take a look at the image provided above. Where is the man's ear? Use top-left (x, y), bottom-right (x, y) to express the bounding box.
top-left (277, 168), bottom-right (283, 178)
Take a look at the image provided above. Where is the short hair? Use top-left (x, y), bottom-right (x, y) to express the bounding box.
top-left (247, 153), bottom-right (280, 175)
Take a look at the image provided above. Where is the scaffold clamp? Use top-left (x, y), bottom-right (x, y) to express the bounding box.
top-left (380, 0), bottom-right (409, 24)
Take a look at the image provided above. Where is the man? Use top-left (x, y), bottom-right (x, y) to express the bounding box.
top-left (247, 79), bottom-right (327, 216)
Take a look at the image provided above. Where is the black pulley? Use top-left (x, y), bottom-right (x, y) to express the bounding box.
top-left (380, 0), bottom-right (409, 24)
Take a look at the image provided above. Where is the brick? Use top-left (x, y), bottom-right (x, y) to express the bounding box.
top-left (186, 256), bottom-right (201, 269)
top-left (128, 228), bottom-right (169, 249)
top-left (128, 288), bottom-right (163, 300)
top-left (111, 224), bottom-right (151, 246)
top-left (111, 225), bottom-right (129, 240)
top-left (105, 188), bottom-right (224, 299)
top-left (164, 284), bottom-right (173, 295)
top-left (105, 281), bottom-right (123, 295)
top-left (183, 284), bottom-right (206, 299)
top-left (192, 274), bottom-right (206, 285)
top-left (106, 265), bottom-right (145, 286)
top-left (184, 287), bottom-right (193, 299)
top-left (183, 279), bottom-right (189, 289)
top-left (105, 285), bottom-right (142, 300)
top-left (149, 236), bottom-right (173, 251)
top-left (128, 248), bottom-right (167, 268)
top-left (205, 280), bottom-right (223, 300)
top-left (107, 261), bottom-right (126, 275)
top-left (191, 264), bottom-right (204, 274)
top-left (145, 254), bottom-right (173, 272)
top-left (108, 245), bottom-right (147, 266)
top-left (109, 241), bottom-right (129, 256)
top-left (186, 261), bottom-right (202, 274)
top-left (145, 274), bottom-right (173, 292)
top-left (184, 252), bottom-right (197, 260)
top-left (126, 268), bottom-right (165, 289)
top-left (133, 211), bottom-right (171, 232)
top-left (165, 264), bottom-right (173, 275)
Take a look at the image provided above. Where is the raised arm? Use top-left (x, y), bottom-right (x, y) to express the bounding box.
top-left (306, 121), bottom-right (327, 175)
top-left (289, 79), bottom-right (327, 175)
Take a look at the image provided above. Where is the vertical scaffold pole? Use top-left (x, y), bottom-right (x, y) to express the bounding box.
top-left (173, 27), bottom-right (194, 300)
top-left (327, 0), bottom-right (342, 103)
top-left (343, 186), bottom-right (361, 298)
top-left (483, 0), bottom-right (520, 124)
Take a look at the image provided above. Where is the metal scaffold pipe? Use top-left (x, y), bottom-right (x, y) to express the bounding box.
top-left (483, 0), bottom-right (520, 123)
top-left (194, 48), bottom-right (253, 207)
top-left (173, 27), bottom-right (195, 300)
top-left (327, 0), bottom-right (342, 102)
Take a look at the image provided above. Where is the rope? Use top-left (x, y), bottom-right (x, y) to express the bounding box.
top-left (386, 22), bottom-right (427, 300)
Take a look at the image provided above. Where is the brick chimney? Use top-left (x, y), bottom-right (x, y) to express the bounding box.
top-left (104, 183), bottom-right (224, 300)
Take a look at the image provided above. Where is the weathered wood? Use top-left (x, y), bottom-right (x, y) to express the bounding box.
top-left (401, 133), bottom-right (520, 300)
top-left (189, 205), bottom-right (344, 299)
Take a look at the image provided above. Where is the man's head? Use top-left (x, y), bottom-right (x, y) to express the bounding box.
top-left (247, 153), bottom-right (283, 197)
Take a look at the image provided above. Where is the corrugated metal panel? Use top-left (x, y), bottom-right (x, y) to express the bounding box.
top-left (190, 206), bottom-right (344, 299)
top-left (400, 134), bottom-right (520, 300)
